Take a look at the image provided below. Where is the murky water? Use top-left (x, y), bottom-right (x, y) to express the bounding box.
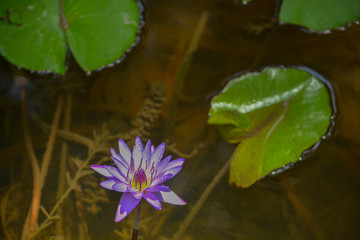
top-left (1, 0), bottom-right (360, 239)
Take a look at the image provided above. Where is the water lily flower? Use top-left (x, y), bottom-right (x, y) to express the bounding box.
top-left (91, 137), bottom-right (186, 222)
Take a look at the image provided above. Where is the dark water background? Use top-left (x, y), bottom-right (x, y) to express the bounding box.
top-left (1, 0), bottom-right (360, 239)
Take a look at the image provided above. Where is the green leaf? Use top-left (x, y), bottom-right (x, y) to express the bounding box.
top-left (0, 0), bottom-right (140, 74)
top-left (208, 67), bottom-right (332, 187)
top-left (64, 0), bottom-right (140, 71)
top-left (0, 0), bottom-right (66, 74)
top-left (279, 0), bottom-right (360, 31)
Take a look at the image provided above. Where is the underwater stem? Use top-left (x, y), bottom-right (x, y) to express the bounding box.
top-left (285, 186), bottom-right (328, 239)
top-left (164, 10), bottom-right (209, 135)
top-left (39, 121), bottom-right (95, 148)
top-left (132, 201), bottom-right (142, 240)
top-left (56, 93), bottom-right (73, 235)
top-left (22, 95), bottom-right (63, 239)
top-left (20, 89), bottom-right (41, 238)
top-left (39, 95), bottom-right (63, 188)
top-left (57, 93), bottom-right (72, 199)
top-left (172, 159), bottom-right (231, 240)
top-left (33, 150), bottom-right (97, 238)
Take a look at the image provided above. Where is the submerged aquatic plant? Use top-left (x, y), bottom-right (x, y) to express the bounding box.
top-left (91, 137), bottom-right (186, 238)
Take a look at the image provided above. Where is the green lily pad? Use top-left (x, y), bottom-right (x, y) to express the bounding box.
top-left (0, 1), bottom-right (66, 73)
top-left (279, 0), bottom-right (360, 31)
top-left (0, 0), bottom-right (140, 74)
top-left (64, 0), bottom-right (140, 72)
top-left (208, 67), bottom-right (333, 187)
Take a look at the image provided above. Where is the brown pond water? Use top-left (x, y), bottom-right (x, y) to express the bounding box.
top-left (1, 0), bottom-right (360, 239)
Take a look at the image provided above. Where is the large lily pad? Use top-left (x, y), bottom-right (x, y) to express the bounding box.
top-left (208, 67), bottom-right (332, 187)
top-left (0, 0), bottom-right (140, 74)
top-left (279, 0), bottom-right (360, 31)
top-left (0, 1), bottom-right (66, 73)
top-left (64, 0), bottom-right (140, 72)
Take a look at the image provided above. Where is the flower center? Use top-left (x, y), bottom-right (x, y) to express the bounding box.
top-left (132, 169), bottom-right (150, 190)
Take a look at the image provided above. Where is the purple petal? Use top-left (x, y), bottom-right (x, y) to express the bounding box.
top-left (151, 166), bottom-right (182, 186)
top-left (130, 156), bottom-right (135, 173)
top-left (126, 186), bottom-right (144, 199)
top-left (150, 173), bottom-right (172, 186)
top-left (143, 192), bottom-right (162, 210)
top-left (133, 137), bottom-right (143, 170)
top-left (111, 148), bottom-right (119, 160)
top-left (118, 139), bottom-right (131, 165)
top-left (91, 165), bottom-right (112, 178)
top-left (162, 158), bottom-right (185, 172)
top-left (100, 179), bottom-right (116, 190)
top-left (115, 192), bottom-right (141, 222)
top-left (160, 166), bottom-right (182, 180)
top-left (147, 184), bottom-right (170, 192)
top-left (131, 190), bottom-right (144, 200)
top-left (113, 182), bottom-right (128, 192)
top-left (155, 189), bottom-right (186, 205)
top-left (142, 139), bottom-right (151, 169)
top-left (135, 136), bottom-right (143, 149)
top-left (111, 156), bottom-right (129, 176)
top-left (104, 166), bottom-right (127, 182)
top-left (150, 142), bottom-right (165, 167)
top-left (156, 155), bottom-right (172, 172)
top-left (111, 148), bottom-right (129, 168)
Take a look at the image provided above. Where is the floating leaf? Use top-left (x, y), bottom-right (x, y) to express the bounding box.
top-left (279, 0), bottom-right (360, 31)
top-left (0, 1), bottom-right (66, 73)
top-left (208, 67), bottom-right (333, 187)
top-left (64, 0), bottom-right (140, 72)
top-left (0, 0), bottom-right (140, 74)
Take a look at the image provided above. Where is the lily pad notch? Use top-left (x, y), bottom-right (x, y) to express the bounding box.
top-left (208, 66), bottom-right (336, 187)
top-left (0, 0), bottom-right (144, 75)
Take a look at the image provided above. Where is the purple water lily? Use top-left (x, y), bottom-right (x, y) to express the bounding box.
top-left (91, 137), bottom-right (186, 222)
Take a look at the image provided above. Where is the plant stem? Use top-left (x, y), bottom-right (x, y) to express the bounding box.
top-left (132, 202), bottom-right (142, 240)
top-left (57, 93), bottom-right (72, 199)
top-left (172, 159), bottom-right (231, 240)
top-left (20, 89), bottom-right (41, 239)
top-left (56, 93), bottom-right (73, 235)
top-left (39, 95), bottom-right (63, 188)
top-left (32, 150), bottom-right (97, 238)
top-left (164, 10), bottom-right (209, 136)
top-left (21, 95), bottom-right (63, 239)
top-left (35, 118), bottom-right (95, 148)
